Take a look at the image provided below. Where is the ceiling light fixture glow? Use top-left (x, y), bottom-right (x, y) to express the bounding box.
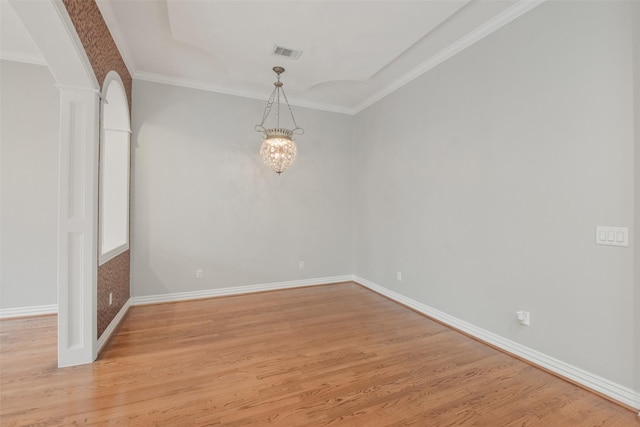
top-left (255, 67), bottom-right (304, 175)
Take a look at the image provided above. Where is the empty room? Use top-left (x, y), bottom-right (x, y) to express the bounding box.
top-left (1, 0), bottom-right (639, 425)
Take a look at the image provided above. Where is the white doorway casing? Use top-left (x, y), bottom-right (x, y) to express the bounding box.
top-left (9, 0), bottom-right (100, 367)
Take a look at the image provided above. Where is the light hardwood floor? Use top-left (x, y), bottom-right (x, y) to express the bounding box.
top-left (1, 282), bottom-right (637, 426)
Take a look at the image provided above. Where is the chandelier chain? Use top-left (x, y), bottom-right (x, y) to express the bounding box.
top-left (257, 86), bottom-right (278, 131)
top-left (280, 88), bottom-right (303, 134)
top-left (276, 78), bottom-right (280, 128)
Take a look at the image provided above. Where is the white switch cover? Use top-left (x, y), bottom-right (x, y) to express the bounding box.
top-left (596, 226), bottom-right (628, 247)
top-left (516, 310), bottom-right (530, 326)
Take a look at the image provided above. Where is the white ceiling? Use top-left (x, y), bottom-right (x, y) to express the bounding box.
top-left (164, 0), bottom-right (469, 89)
top-left (0, 0), bottom-right (46, 66)
top-left (1, 0), bottom-right (544, 114)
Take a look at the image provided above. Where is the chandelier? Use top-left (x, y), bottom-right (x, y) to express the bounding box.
top-left (255, 66), bottom-right (304, 175)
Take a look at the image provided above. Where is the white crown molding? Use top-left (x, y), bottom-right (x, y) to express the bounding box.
top-left (131, 275), bottom-right (353, 306)
top-left (97, 298), bottom-right (131, 354)
top-left (134, 71), bottom-right (356, 115)
top-left (0, 304), bottom-right (57, 319)
top-left (353, 0), bottom-right (547, 113)
top-left (353, 276), bottom-right (640, 412)
top-left (0, 51), bottom-right (48, 66)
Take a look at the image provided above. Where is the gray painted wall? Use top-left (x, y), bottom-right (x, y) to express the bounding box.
top-left (130, 80), bottom-right (355, 297)
top-left (353, 1), bottom-right (636, 388)
top-left (0, 60), bottom-right (59, 308)
top-left (633, 0), bottom-right (640, 395)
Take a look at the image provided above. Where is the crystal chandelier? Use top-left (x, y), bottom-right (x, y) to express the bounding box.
top-left (255, 66), bottom-right (304, 175)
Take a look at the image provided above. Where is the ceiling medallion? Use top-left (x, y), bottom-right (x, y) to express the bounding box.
top-left (255, 66), bottom-right (304, 175)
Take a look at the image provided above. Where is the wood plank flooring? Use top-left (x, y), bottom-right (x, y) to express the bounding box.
top-left (1, 282), bottom-right (638, 426)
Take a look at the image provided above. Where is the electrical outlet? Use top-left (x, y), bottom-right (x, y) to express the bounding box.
top-left (196, 269), bottom-right (203, 279)
top-left (299, 261), bottom-right (305, 269)
top-left (397, 272), bottom-right (402, 281)
top-left (109, 292), bottom-right (113, 306)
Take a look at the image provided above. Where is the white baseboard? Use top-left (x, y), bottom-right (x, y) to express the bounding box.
top-left (0, 304), bottom-right (57, 319)
top-left (131, 275), bottom-right (354, 306)
top-left (97, 298), bottom-right (132, 354)
top-left (353, 275), bottom-right (640, 411)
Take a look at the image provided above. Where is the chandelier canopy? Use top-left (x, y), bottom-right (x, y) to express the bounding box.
top-left (255, 67), bottom-right (304, 175)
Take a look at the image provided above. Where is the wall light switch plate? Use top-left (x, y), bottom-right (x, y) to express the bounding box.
top-left (516, 310), bottom-right (530, 326)
top-left (596, 226), bottom-right (628, 247)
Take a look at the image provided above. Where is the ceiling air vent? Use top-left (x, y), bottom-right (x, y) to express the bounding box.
top-left (272, 45), bottom-right (303, 60)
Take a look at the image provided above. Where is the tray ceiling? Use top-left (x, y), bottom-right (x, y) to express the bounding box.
top-left (1, 0), bottom-right (545, 114)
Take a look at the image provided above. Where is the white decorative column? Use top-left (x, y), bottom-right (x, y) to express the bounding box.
top-left (9, 0), bottom-right (102, 368)
top-left (56, 87), bottom-right (100, 367)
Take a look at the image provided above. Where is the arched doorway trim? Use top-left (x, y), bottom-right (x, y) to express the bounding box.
top-left (99, 71), bottom-right (131, 266)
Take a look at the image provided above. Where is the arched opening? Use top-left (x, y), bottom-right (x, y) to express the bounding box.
top-left (99, 72), bottom-right (130, 265)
